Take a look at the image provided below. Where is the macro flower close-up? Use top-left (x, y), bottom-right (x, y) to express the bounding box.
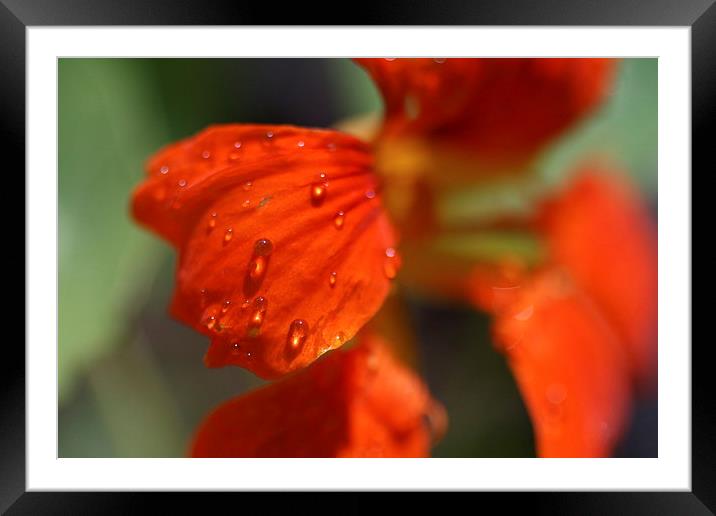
top-left (59, 57), bottom-right (657, 459)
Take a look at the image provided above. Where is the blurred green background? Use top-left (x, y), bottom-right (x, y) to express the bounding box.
top-left (58, 58), bottom-right (657, 458)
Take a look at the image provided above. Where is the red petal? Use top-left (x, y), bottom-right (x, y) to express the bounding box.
top-left (132, 125), bottom-right (399, 378)
top-left (190, 335), bottom-right (444, 457)
top-left (492, 269), bottom-right (632, 457)
top-left (537, 169), bottom-right (657, 389)
top-left (356, 58), bottom-right (617, 165)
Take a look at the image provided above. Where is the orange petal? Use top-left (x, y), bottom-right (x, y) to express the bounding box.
top-left (190, 335), bottom-right (445, 457)
top-left (356, 58), bottom-right (617, 165)
top-left (132, 125), bottom-right (399, 379)
top-left (492, 269), bottom-right (632, 457)
top-left (537, 169), bottom-right (657, 390)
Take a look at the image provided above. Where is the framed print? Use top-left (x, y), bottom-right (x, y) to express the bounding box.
top-left (4, 0), bottom-right (709, 512)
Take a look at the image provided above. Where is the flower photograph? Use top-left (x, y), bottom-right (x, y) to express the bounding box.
top-left (58, 57), bottom-right (657, 458)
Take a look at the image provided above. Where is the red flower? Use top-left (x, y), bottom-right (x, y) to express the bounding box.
top-left (535, 169), bottom-right (658, 390)
top-left (491, 268), bottom-right (632, 457)
top-left (191, 334), bottom-right (445, 457)
top-left (467, 168), bottom-right (656, 456)
top-left (356, 58), bottom-right (617, 166)
top-left (132, 125), bottom-right (398, 379)
top-left (131, 58), bottom-right (654, 458)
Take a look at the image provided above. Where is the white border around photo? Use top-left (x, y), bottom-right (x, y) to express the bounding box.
top-left (27, 26), bottom-right (691, 491)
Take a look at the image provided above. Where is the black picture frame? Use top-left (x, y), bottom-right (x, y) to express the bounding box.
top-left (3, 0), bottom-right (707, 513)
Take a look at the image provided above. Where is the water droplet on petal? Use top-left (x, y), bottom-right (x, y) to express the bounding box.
top-left (159, 165), bottom-right (169, 175)
top-left (310, 182), bottom-right (327, 206)
top-left (242, 199), bottom-right (251, 208)
top-left (178, 179), bottom-right (187, 187)
top-left (265, 131), bottom-right (274, 141)
top-left (327, 142), bottom-right (337, 152)
top-left (245, 241), bottom-right (272, 295)
top-left (230, 343), bottom-right (241, 355)
top-left (248, 296), bottom-right (268, 331)
top-left (365, 189), bottom-right (376, 200)
top-left (205, 315), bottom-right (217, 331)
top-left (433, 58), bottom-right (447, 64)
top-left (297, 140), bottom-right (305, 148)
top-left (242, 181), bottom-right (253, 191)
top-left (207, 212), bottom-right (217, 229)
top-left (234, 141), bottom-right (242, 149)
top-left (383, 248), bottom-right (401, 279)
top-left (224, 228), bottom-right (233, 243)
top-left (253, 238), bottom-right (273, 256)
top-left (384, 57), bottom-right (396, 61)
top-left (201, 150), bottom-right (211, 159)
top-left (221, 300), bottom-right (231, 313)
top-left (329, 271), bottom-right (337, 287)
top-left (228, 152), bottom-right (241, 161)
top-left (249, 255), bottom-right (266, 280)
top-left (287, 319), bottom-right (308, 351)
top-left (333, 211), bottom-right (345, 229)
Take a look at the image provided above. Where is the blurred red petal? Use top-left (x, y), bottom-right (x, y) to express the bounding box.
top-left (132, 125), bottom-right (399, 379)
top-left (356, 58), bottom-right (617, 165)
top-left (537, 169), bottom-right (657, 389)
top-left (190, 335), bottom-right (445, 457)
top-left (493, 269), bottom-right (632, 457)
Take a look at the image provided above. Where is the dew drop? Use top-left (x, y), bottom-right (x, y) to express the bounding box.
top-left (228, 152), bottom-right (241, 161)
top-left (201, 150), bottom-right (211, 159)
top-left (383, 248), bottom-right (401, 279)
top-left (384, 57), bottom-right (396, 61)
top-left (205, 315), bottom-right (217, 331)
top-left (242, 199), bottom-right (251, 208)
top-left (265, 131), bottom-right (274, 141)
top-left (310, 182), bottom-right (327, 206)
top-left (249, 256), bottom-right (267, 280)
top-left (287, 319), bottom-right (308, 351)
top-left (224, 228), bottom-right (233, 243)
top-left (329, 271), bottom-right (337, 287)
top-left (221, 300), bottom-right (231, 313)
top-left (230, 343), bottom-right (241, 355)
top-left (297, 140), bottom-right (305, 148)
top-left (433, 58), bottom-right (447, 64)
top-left (159, 165), bottom-right (169, 175)
top-left (178, 179), bottom-right (187, 187)
top-left (207, 212), bottom-right (217, 229)
top-left (254, 238), bottom-right (274, 256)
top-left (333, 332), bottom-right (346, 347)
top-left (365, 189), bottom-right (376, 199)
top-left (333, 211), bottom-right (345, 229)
top-left (234, 141), bottom-right (242, 149)
top-left (249, 296), bottom-right (268, 329)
